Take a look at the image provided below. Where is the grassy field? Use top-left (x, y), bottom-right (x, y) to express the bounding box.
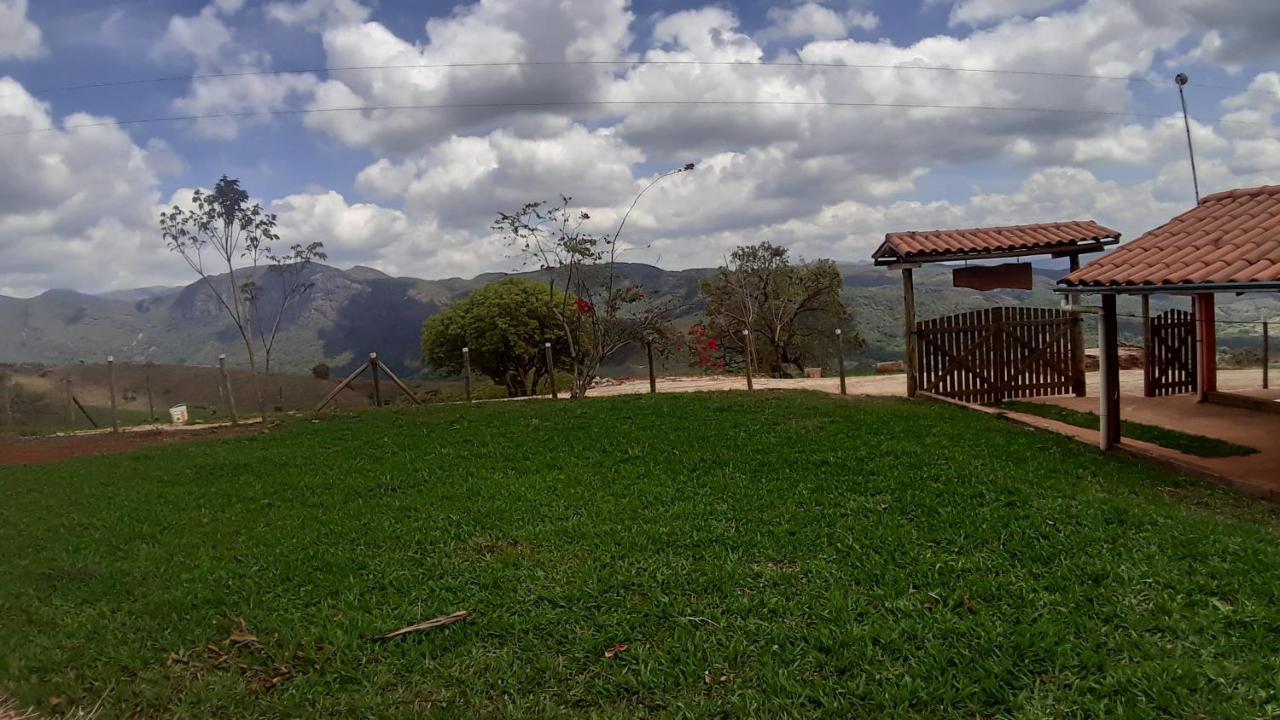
top-left (1000, 400), bottom-right (1259, 458)
top-left (2, 392), bottom-right (1280, 718)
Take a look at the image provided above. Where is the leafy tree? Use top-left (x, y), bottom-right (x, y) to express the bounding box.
top-left (159, 176), bottom-right (324, 419)
top-left (310, 362), bottom-right (331, 380)
top-left (701, 242), bottom-right (854, 377)
top-left (422, 279), bottom-right (574, 397)
top-left (494, 165), bottom-right (693, 398)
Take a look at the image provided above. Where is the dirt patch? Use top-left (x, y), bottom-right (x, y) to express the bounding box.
top-left (0, 425), bottom-right (254, 467)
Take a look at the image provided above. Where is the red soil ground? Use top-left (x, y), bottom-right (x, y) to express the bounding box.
top-left (0, 425), bottom-right (254, 467)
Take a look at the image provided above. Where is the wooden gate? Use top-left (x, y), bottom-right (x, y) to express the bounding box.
top-left (915, 307), bottom-right (1084, 404)
top-left (1145, 308), bottom-right (1197, 396)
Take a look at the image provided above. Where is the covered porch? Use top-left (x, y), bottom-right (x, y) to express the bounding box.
top-left (1059, 184), bottom-right (1280, 455)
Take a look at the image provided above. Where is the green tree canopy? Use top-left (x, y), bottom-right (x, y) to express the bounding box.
top-left (701, 242), bottom-right (855, 377)
top-left (422, 278), bottom-right (575, 397)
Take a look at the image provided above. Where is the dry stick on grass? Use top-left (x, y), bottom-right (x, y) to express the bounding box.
top-left (374, 610), bottom-right (471, 641)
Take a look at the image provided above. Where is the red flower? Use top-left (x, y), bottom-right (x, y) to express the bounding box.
top-left (574, 298), bottom-right (592, 315)
top-left (706, 339), bottom-right (719, 351)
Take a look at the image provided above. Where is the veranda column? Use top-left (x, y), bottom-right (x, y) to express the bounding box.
top-left (1099, 294), bottom-right (1121, 450)
top-left (1194, 293), bottom-right (1217, 402)
top-left (902, 267), bottom-right (917, 398)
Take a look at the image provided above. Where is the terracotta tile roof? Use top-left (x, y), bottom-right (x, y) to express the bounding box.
top-left (1062, 184), bottom-right (1280, 288)
top-left (873, 220), bottom-right (1120, 264)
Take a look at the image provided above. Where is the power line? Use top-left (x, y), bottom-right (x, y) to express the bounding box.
top-left (9, 58), bottom-right (1280, 101)
top-left (2, 98), bottom-right (1274, 139)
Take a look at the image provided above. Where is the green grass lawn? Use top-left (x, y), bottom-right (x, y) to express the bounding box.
top-left (1000, 400), bottom-right (1259, 458)
top-left (2, 392), bottom-right (1280, 718)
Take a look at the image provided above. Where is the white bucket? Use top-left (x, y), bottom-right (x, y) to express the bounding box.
top-left (169, 404), bottom-right (189, 425)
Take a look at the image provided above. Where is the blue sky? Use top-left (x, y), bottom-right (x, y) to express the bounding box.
top-left (0, 0), bottom-right (1278, 296)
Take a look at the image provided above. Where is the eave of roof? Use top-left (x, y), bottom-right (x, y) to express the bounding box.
top-left (873, 220), bottom-right (1120, 266)
top-left (1060, 184), bottom-right (1280, 289)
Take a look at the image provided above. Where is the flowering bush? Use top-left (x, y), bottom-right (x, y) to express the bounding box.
top-left (679, 324), bottom-right (728, 373)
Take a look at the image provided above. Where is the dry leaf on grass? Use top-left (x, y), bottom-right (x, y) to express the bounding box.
top-left (603, 643), bottom-right (629, 659)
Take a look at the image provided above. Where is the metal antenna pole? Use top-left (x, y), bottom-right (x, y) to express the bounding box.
top-left (1175, 72), bottom-right (1200, 203)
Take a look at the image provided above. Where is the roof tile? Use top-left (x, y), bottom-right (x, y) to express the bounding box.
top-left (874, 220), bottom-right (1120, 263)
top-left (1062, 185), bottom-right (1280, 288)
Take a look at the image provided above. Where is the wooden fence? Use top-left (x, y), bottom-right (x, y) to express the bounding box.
top-left (915, 306), bottom-right (1084, 404)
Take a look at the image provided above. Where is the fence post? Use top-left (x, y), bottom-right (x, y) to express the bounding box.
top-left (369, 353), bottom-right (382, 407)
top-left (836, 329), bottom-right (847, 395)
top-left (742, 329), bottom-right (754, 391)
top-left (1070, 312), bottom-right (1087, 397)
top-left (66, 377), bottom-right (75, 427)
top-left (145, 371), bottom-right (156, 422)
top-left (1264, 320), bottom-right (1270, 390)
top-left (107, 356), bottom-right (120, 433)
top-left (1, 373), bottom-right (11, 429)
top-left (218, 355), bottom-right (238, 425)
top-left (462, 347), bottom-right (473, 403)
top-left (646, 340), bottom-right (657, 394)
top-left (545, 342), bottom-right (558, 400)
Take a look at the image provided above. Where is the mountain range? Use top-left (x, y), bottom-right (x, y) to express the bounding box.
top-left (2, 262), bottom-right (1274, 376)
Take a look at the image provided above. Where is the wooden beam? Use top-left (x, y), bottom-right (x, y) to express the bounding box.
top-left (902, 268), bottom-right (917, 398)
top-left (1194, 293), bottom-right (1217, 402)
top-left (544, 342), bottom-right (558, 399)
top-left (1099, 294), bottom-right (1121, 450)
top-left (462, 347), bottom-right (473, 403)
top-left (218, 354), bottom-right (237, 425)
top-left (1263, 321), bottom-right (1270, 391)
top-left (369, 353), bottom-right (382, 407)
top-left (377, 360), bottom-right (422, 406)
top-left (835, 329), bottom-right (847, 396)
top-left (314, 362), bottom-right (369, 413)
top-left (107, 355), bottom-right (120, 433)
top-left (1141, 295), bottom-right (1153, 397)
top-left (646, 340), bottom-right (657, 394)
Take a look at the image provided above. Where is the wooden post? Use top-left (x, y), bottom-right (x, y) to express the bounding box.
top-left (836, 328), bottom-right (847, 395)
top-left (107, 355), bottom-right (120, 433)
top-left (645, 340), bottom-right (657, 394)
top-left (145, 372), bottom-right (156, 422)
top-left (1099, 294), bottom-right (1121, 450)
top-left (545, 342), bottom-right (558, 399)
top-left (218, 354), bottom-right (238, 425)
top-left (375, 359), bottom-right (422, 406)
top-left (462, 347), bottom-right (473, 403)
top-left (314, 363), bottom-right (369, 413)
top-left (66, 377), bottom-right (75, 427)
top-left (369, 353), bottom-right (382, 407)
top-left (1, 374), bottom-right (11, 429)
top-left (1263, 321), bottom-right (1270, 390)
top-left (1194, 293), bottom-right (1217, 402)
top-left (1141, 295), bottom-right (1153, 397)
top-left (902, 267), bottom-right (917, 398)
top-left (1070, 312), bottom-right (1087, 397)
top-left (742, 329), bottom-right (754, 391)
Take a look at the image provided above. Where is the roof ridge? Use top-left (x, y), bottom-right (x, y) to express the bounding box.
top-left (885, 220), bottom-right (1115, 238)
top-left (1199, 184), bottom-right (1280, 205)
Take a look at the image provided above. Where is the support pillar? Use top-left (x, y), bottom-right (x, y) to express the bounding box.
top-left (1099, 294), bottom-right (1121, 450)
top-left (1141, 295), bottom-right (1154, 397)
top-left (1194, 293), bottom-right (1217, 402)
top-left (902, 267), bottom-right (917, 398)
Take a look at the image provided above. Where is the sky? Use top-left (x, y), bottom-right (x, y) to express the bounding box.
top-left (0, 0), bottom-right (1278, 297)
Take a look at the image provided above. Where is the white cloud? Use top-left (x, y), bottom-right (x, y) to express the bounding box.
top-left (0, 0), bottom-right (45, 59)
top-left (760, 2), bottom-right (879, 43)
top-left (266, 0), bottom-right (371, 31)
top-left (0, 78), bottom-right (183, 297)
top-left (300, 0), bottom-right (633, 153)
top-left (153, 2), bottom-right (318, 139)
top-left (945, 0), bottom-right (1072, 27)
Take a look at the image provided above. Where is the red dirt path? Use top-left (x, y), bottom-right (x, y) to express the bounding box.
top-left (0, 426), bottom-right (254, 467)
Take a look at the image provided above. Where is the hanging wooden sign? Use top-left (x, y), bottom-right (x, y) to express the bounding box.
top-left (953, 263), bottom-right (1033, 291)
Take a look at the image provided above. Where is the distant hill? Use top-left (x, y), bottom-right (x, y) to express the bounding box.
top-left (1, 262), bottom-right (1274, 376)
